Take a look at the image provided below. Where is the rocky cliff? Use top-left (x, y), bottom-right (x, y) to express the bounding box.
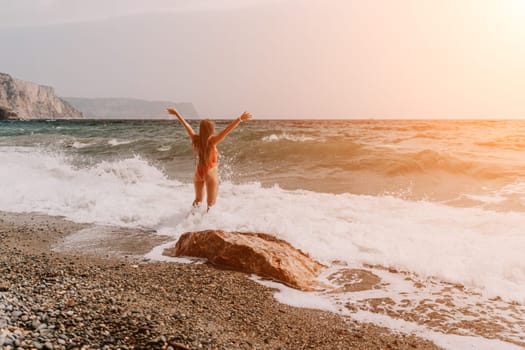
top-left (164, 230), bottom-right (326, 291)
top-left (0, 73), bottom-right (83, 120)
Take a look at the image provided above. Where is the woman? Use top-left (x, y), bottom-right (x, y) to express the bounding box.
top-left (167, 107), bottom-right (252, 210)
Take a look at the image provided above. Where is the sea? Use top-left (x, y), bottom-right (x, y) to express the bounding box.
top-left (1, 119), bottom-right (524, 349)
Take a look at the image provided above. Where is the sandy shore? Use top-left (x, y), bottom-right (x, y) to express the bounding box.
top-left (0, 211), bottom-right (440, 349)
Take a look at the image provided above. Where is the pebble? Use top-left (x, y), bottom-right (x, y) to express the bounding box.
top-left (32, 319), bottom-right (41, 329)
top-left (0, 213), bottom-right (441, 350)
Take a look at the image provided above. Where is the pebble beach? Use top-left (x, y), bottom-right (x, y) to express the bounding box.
top-left (0, 211), bottom-right (440, 349)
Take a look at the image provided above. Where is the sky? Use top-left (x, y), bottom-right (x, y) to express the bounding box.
top-left (1, 0), bottom-right (525, 118)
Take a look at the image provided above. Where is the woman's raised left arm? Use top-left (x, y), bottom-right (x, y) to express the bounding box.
top-left (211, 111), bottom-right (252, 145)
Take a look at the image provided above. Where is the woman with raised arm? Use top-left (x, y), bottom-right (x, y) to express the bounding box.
top-left (167, 107), bottom-right (252, 211)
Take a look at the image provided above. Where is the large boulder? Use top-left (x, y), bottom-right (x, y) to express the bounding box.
top-left (164, 230), bottom-right (325, 291)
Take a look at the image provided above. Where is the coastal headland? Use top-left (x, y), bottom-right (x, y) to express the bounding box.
top-left (0, 73), bottom-right (82, 120)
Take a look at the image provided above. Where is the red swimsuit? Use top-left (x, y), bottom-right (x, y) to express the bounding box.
top-left (196, 145), bottom-right (218, 179)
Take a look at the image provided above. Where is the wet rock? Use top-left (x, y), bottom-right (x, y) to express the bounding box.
top-left (165, 230), bottom-right (326, 291)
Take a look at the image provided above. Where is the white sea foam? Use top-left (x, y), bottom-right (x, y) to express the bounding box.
top-left (262, 133), bottom-right (316, 142)
top-left (108, 138), bottom-right (132, 146)
top-left (251, 277), bottom-right (523, 350)
top-left (157, 145), bottom-right (172, 152)
top-left (1, 147), bottom-right (525, 304)
top-left (461, 181), bottom-right (525, 209)
top-left (71, 141), bottom-right (92, 149)
top-left (0, 147), bottom-right (188, 228)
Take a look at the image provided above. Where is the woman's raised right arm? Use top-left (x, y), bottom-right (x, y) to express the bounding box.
top-left (167, 107), bottom-right (196, 140)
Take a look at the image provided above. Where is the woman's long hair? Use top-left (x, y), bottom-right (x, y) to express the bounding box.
top-left (193, 119), bottom-right (215, 168)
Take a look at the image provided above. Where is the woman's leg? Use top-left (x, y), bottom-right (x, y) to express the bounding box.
top-left (204, 167), bottom-right (219, 209)
top-left (193, 172), bottom-right (205, 207)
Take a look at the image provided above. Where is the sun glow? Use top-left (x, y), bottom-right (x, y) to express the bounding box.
top-left (507, 0), bottom-right (525, 13)
top-left (495, 0), bottom-right (525, 31)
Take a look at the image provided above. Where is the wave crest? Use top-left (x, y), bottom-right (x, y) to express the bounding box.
top-left (336, 149), bottom-right (519, 180)
top-left (262, 133), bottom-right (317, 143)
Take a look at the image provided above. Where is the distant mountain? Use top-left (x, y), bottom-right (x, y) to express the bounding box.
top-left (64, 97), bottom-right (199, 119)
top-left (0, 73), bottom-right (83, 120)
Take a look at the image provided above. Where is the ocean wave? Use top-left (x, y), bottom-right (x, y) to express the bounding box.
top-left (411, 133), bottom-right (443, 140)
top-left (476, 135), bottom-right (525, 150)
top-left (369, 123), bottom-right (437, 132)
top-left (71, 141), bottom-right (92, 149)
top-left (262, 133), bottom-right (317, 143)
top-left (0, 147), bottom-right (176, 227)
top-left (157, 145), bottom-right (172, 152)
top-left (230, 139), bottom-right (522, 183)
top-left (1, 147), bottom-right (525, 304)
top-left (458, 181), bottom-right (525, 208)
top-left (337, 149), bottom-right (521, 180)
top-left (108, 138), bottom-right (133, 146)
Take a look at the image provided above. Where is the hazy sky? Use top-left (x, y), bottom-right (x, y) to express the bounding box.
top-left (1, 0), bottom-right (525, 118)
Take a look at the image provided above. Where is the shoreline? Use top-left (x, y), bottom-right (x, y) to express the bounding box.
top-left (0, 211), bottom-right (440, 349)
